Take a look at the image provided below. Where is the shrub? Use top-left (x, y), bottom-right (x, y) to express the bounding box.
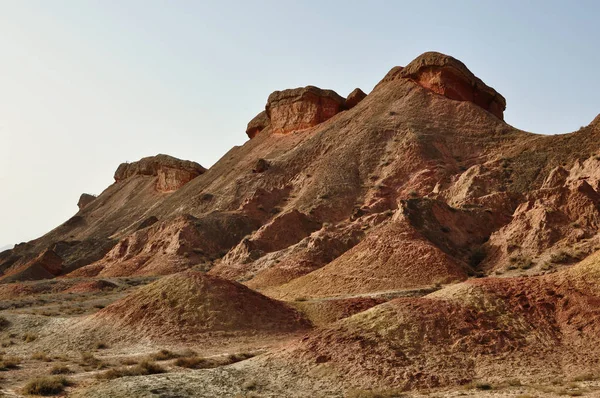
top-left (509, 255), bottom-right (534, 270)
top-left (174, 356), bottom-right (210, 369)
top-left (49, 365), bottom-right (72, 375)
top-left (79, 351), bottom-right (103, 368)
top-left (0, 355), bottom-right (21, 370)
top-left (31, 352), bottom-right (52, 362)
top-left (22, 376), bottom-right (72, 395)
top-left (474, 382), bottom-right (493, 390)
top-left (0, 316), bottom-right (9, 329)
top-left (550, 250), bottom-right (581, 264)
top-left (228, 352), bottom-right (254, 362)
top-left (96, 360), bottom-right (165, 380)
top-left (120, 357), bottom-right (139, 365)
top-left (150, 349), bottom-right (178, 361)
top-left (94, 341), bottom-right (109, 350)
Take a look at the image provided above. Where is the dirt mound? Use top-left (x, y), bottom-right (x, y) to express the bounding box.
top-left (267, 213), bottom-right (467, 300)
top-left (291, 297), bottom-right (386, 327)
top-left (280, 253), bottom-right (600, 390)
top-left (90, 271), bottom-right (310, 338)
top-left (0, 279), bottom-right (72, 299)
top-left (62, 279), bottom-right (118, 294)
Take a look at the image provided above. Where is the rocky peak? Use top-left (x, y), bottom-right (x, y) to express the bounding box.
top-left (114, 154), bottom-right (206, 192)
top-left (378, 52), bottom-right (506, 119)
top-left (265, 86), bottom-right (346, 135)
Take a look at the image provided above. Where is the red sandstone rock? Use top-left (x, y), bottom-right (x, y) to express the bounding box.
top-left (265, 86), bottom-right (345, 135)
top-left (114, 154), bottom-right (206, 192)
top-left (77, 193), bottom-right (96, 210)
top-left (344, 88), bottom-right (367, 109)
top-left (378, 52), bottom-right (506, 119)
top-left (246, 110), bottom-right (270, 139)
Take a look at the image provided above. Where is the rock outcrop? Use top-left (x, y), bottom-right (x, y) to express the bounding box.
top-left (266, 86), bottom-right (345, 135)
top-left (246, 110), bottom-right (270, 139)
top-left (344, 88), bottom-right (367, 109)
top-left (114, 154), bottom-right (206, 192)
top-left (378, 52), bottom-right (506, 119)
top-left (77, 193), bottom-right (96, 210)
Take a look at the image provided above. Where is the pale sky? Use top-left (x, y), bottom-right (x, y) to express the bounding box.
top-left (1, 0), bottom-right (599, 247)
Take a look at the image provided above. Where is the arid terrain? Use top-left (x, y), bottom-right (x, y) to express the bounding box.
top-left (3, 51), bottom-right (600, 397)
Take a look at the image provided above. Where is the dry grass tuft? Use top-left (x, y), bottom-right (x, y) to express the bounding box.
top-left (96, 360), bottom-right (166, 380)
top-left (31, 351), bottom-right (52, 362)
top-left (22, 376), bottom-right (72, 396)
top-left (0, 355), bottom-right (21, 370)
top-left (49, 364), bottom-right (72, 375)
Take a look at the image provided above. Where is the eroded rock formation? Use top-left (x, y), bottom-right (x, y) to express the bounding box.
top-left (402, 52), bottom-right (506, 119)
top-left (114, 154), bottom-right (206, 192)
top-left (265, 86), bottom-right (345, 135)
top-left (378, 52), bottom-right (506, 119)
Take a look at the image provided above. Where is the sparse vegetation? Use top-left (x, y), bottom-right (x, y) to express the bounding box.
top-left (174, 352), bottom-right (254, 369)
top-left (150, 349), bottom-right (179, 361)
top-left (94, 341), bottom-right (109, 350)
top-left (22, 376), bottom-right (72, 395)
top-left (119, 357), bottom-right (139, 365)
top-left (31, 351), bottom-right (52, 362)
top-left (0, 355), bottom-right (20, 370)
top-left (96, 360), bottom-right (166, 380)
top-left (174, 356), bottom-right (211, 369)
top-left (550, 250), bottom-right (582, 264)
top-left (509, 255), bottom-right (534, 270)
top-left (49, 364), bottom-right (72, 375)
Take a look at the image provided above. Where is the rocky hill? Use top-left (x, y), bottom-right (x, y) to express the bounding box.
top-left (2, 51), bottom-right (600, 397)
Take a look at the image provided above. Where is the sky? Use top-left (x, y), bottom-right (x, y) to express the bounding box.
top-left (1, 0), bottom-right (599, 247)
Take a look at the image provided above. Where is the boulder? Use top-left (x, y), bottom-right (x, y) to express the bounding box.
top-left (77, 193), bottom-right (96, 210)
top-left (345, 88), bottom-right (367, 109)
top-left (246, 110), bottom-right (270, 139)
top-left (253, 158), bottom-right (270, 173)
top-left (266, 86), bottom-right (346, 135)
